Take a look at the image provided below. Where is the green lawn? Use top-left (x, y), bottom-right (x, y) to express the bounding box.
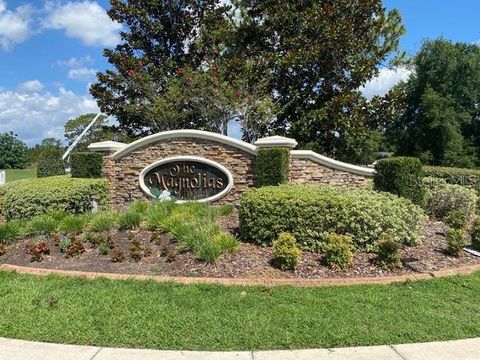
top-left (0, 271), bottom-right (479, 350)
top-left (3, 168), bottom-right (37, 182)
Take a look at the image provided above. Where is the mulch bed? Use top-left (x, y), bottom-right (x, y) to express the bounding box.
top-left (1, 214), bottom-right (479, 279)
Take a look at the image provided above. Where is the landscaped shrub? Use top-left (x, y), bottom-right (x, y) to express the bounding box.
top-left (129, 239), bottom-right (152, 261)
top-left (37, 148), bottom-right (65, 178)
top-left (25, 238), bottom-right (50, 262)
top-left (424, 183), bottom-right (477, 220)
top-left (374, 157), bottom-right (425, 204)
top-left (240, 185), bottom-right (425, 252)
top-left (323, 233), bottom-right (353, 271)
top-left (471, 218), bottom-right (480, 250)
top-left (110, 247), bottom-right (125, 262)
top-left (424, 166), bottom-right (480, 193)
top-left (272, 232), bottom-right (301, 271)
top-left (446, 228), bottom-right (466, 257)
top-left (374, 233), bottom-right (402, 269)
top-left (58, 237), bottom-right (71, 253)
top-left (445, 209), bottom-right (468, 229)
top-left (1, 176), bottom-right (109, 220)
top-left (0, 244), bottom-right (5, 256)
top-left (65, 238), bottom-right (85, 258)
top-left (98, 242), bottom-right (110, 255)
top-left (255, 147), bottom-right (290, 187)
top-left (70, 152), bottom-right (103, 178)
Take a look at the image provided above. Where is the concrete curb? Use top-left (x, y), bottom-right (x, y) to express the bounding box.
top-left (1, 337), bottom-right (479, 360)
top-left (2, 262), bottom-right (480, 287)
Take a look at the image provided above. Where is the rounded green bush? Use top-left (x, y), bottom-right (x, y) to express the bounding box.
top-left (272, 232), bottom-right (301, 271)
top-left (240, 185), bottom-right (426, 252)
top-left (1, 176), bottom-right (109, 220)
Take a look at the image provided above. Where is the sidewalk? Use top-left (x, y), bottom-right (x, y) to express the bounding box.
top-left (0, 337), bottom-right (479, 360)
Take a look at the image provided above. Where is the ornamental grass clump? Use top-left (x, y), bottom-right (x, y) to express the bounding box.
top-left (323, 233), bottom-right (353, 271)
top-left (88, 211), bottom-right (118, 232)
top-left (145, 201), bottom-right (176, 231)
top-left (374, 233), bottom-right (402, 269)
top-left (117, 210), bottom-right (142, 230)
top-left (272, 232), bottom-right (301, 271)
top-left (161, 203), bottom-right (238, 263)
top-left (446, 228), bottom-right (466, 257)
top-left (28, 214), bottom-right (58, 235)
top-left (0, 220), bottom-right (25, 244)
top-left (59, 215), bottom-right (88, 234)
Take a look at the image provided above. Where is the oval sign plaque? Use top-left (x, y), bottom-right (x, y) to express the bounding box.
top-left (139, 156), bottom-right (234, 202)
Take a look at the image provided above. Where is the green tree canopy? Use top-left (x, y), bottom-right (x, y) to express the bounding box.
top-left (226, 0), bottom-right (405, 156)
top-left (90, 0), bottom-right (232, 136)
top-left (390, 39), bottom-right (480, 168)
top-left (0, 132), bottom-right (28, 169)
top-left (91, 0), bottom-right (405, 160)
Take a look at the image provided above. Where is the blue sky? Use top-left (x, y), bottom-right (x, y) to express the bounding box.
top-left (0, 0), bottom-right (479, 146)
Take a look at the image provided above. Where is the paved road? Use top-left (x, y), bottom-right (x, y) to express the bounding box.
top-left (0, 337), bottom-right (479, 360)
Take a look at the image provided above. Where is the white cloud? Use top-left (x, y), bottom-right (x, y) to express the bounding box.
top-left (44, 1), bottom-right (121, 47)
top-left (68, 67), bottom-right (97, 82)
top-left (57, 55), bottom-right (93, 68)
top-left (0, 1), bottom-right (32, 51)
top-left (360, 66), bottom-right (412, 99)
top-left (17, 80), bottom-right (44, 93)
top-left (0, 86), bottom-right (99, 146)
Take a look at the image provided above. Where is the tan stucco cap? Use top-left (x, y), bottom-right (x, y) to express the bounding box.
top-left (254, 136), bottom-right (298, 149)
top-left (88, 141), bottom-right (127, 153)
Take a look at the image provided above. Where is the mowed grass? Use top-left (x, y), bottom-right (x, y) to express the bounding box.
top-left (3, 168), bottom-right (37, 182)
top-left (1, 271), bottom-right (480, 350)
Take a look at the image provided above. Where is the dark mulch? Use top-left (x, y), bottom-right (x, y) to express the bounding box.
top-left (1, 214), bottom-right (479, 279)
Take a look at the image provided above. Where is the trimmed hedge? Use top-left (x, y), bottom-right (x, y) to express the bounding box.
top-left (1, 176), bottom-right (109, 220)
top-left (374, 157), bottom-right (425, 204)
top-left (255, 148), bottom-right (290, 187)
top-left (240, 185), bottom-right (426, 252)
top-left (424, 166), bottom-right (480, 193)
top-left (37, 148), bottom-right (65, 178)
top-left (71, 152), bottom-right (103, 178)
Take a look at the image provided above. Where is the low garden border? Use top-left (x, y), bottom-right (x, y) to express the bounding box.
top-left (3, 262), bottom-right (480, 287)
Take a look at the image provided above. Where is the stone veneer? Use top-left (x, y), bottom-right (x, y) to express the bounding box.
top-left (290, 158), bottom-right (369, 187)
top-left (91, 130), bottom-right (373, 209)
top-left (103, 138), bottom-right (255, 209)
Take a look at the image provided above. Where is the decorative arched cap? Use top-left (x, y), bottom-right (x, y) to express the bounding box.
top-left (254, 135), bottom-right (298, 149)
top-left (110, 129), bottom-right (257, 160)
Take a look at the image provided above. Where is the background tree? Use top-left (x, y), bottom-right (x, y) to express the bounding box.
top-left (27, 138), bottom-right (63, 166)
top-left (0, 132), bottom-right (28, 169)
top-left (90, 0), bottom-right (232, 136)
top-left (224, 0), bottom-right (406, 158)
top-left (389, 39), bottom-right (480, 168)
top-left (64, 113), bottom-right (126, 151)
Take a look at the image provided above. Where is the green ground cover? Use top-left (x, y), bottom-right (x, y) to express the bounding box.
top-left (3, 168), bottom-right (37, 183)
top-left (0, 270), bottom-right (479, 350)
